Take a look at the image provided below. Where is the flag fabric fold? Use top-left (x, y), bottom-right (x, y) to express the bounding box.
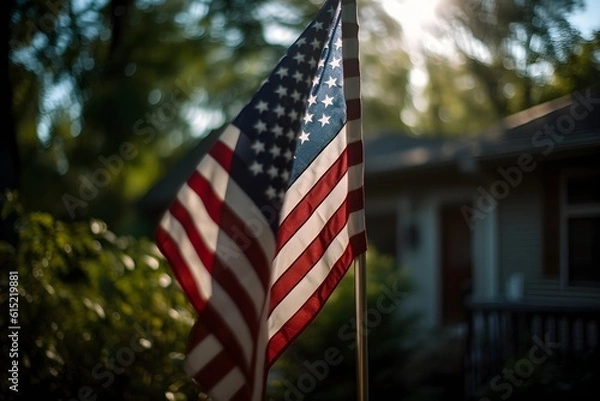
top-left (155, 0), bottom-right (366, 399)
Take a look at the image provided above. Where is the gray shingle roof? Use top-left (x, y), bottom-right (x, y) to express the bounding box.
top-left (365, 87), bottom-right (600, 176)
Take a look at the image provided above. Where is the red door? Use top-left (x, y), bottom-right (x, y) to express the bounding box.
top-left (440, 203), bottom-right (472, 325)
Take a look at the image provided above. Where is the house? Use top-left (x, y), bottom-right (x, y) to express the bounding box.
top-left (363, 87), bottom-right (600, 398)
top-left (364, 87), bottom-right (600, 326)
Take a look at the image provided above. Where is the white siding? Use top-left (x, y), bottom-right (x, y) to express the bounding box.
top-left (497, 170), bottom-right (543, 293)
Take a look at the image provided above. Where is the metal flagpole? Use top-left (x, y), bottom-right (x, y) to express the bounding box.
top-left (354, 252), bottom-right (369, 401)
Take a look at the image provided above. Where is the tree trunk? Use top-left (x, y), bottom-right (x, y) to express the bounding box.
top-left (1, 0), bottom-right (20, 246)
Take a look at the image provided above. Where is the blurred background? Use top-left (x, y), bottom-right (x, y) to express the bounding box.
top-left (2, 0), bottom-right (599, 400)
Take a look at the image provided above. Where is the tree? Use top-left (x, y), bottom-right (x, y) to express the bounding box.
top-left (386, 0), bottom-right (598, 137)
top-left (1, 191), bottom-right (200, 400)
top-left (550, 29), bottom-right (600, 94)
top-left (356, 1), bottom-right (413, 137)
top-left (435, 0), bottom-right (586, 118)
top-left (411, 54), bottom-right (498, 136)
top-left (2, 0), bottom-right (20, 246)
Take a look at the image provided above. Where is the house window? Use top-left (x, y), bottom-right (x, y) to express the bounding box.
top-left (562, 171), bottom-right (600, 286)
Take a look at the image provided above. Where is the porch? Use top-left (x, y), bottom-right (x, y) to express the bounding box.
top-left (463, 297), bottom-right (600, 400)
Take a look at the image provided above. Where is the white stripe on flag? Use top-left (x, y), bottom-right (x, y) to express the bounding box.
top-left (184, 334), bottom-right (223, 375)
top-left (272, 166), bottom-right (362, 281)
top-left (280, 125), bottom-right (348, 219)
top-left (177, 184), bottom-right (266, 316)
top-left (268, 211), bottom-right (364, 338)
top-left (210, 366), bottom-right (246, 401)
top-left (198, 154), bottom-right (276, 260)
top-left (160, 213), bottom-right (213, 300)
top-left (160, 213), bottom-right (254, 366)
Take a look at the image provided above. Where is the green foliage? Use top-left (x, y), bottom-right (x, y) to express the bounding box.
top-left (267, 247), bottom-right (420, 401)
top-left (476, 348), bottom-right (600, 401)
top-left (401, 0), bottom-right (599, 137)
top-left (436, 0), bottom-right (588, 117)
top-left (414, 55), bottom-right (499, 137)
top-left (0, 191), bottom-right (200, 400)
top-left (550, 30), bottom-right (600, 95)
top-left (355, 1), bottom-right (412, 137)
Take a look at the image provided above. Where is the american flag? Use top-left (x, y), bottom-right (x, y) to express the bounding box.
top-left (155, 0), bottom-right (366, 400)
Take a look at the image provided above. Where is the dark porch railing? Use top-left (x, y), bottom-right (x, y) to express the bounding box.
top-left (464, 299), bottom-right (600, 400)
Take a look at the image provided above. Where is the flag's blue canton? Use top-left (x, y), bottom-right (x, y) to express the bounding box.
top-left (230, 0), bottom-right (344, 233)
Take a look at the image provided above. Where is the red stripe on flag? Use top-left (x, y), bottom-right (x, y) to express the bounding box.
top-left (230, 388), bottom-right (254, 401)
top-left (190, 304), bottom-right (252, 377)
top-left (209, 140), bottom-right (235, 174)
top-left (194, 349), bottom-right (238, 387)
top-left (186, 319), bottom-right (211, 352)
top-left (267, 233), bottom-right (366, 364)
top-left (168, 199), bottom-right (261, 336)
top-left (270, 187), bottom-right (365, 311)
top-left (342, 22), bottom-right (358, 38)
top-left (156, 228), bottom-right (252, 377)
top-left (343, 58), bottom-right (360, 78)
top-left (186, 170), bottom-right (271, 291)
top-left (346, 99), bottom-right (361, 120)
top-left (276, 140), bottom-right (363, 249)
top-left (156, 226), bottom-right (207, 314)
